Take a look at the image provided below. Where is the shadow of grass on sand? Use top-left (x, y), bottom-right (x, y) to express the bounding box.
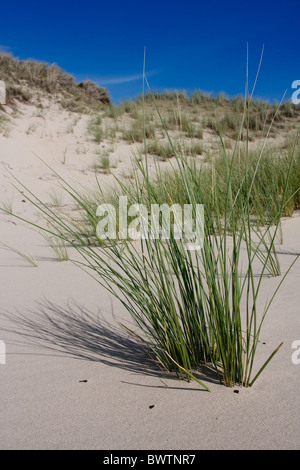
top-left (2, 299), bottom-right (219, 387)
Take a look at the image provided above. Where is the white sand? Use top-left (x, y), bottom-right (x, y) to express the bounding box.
top-left (0, 101), bottom-right (299, 450)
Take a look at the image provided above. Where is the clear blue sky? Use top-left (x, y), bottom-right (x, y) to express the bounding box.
top-left (1, 0), bottom-right (299, 103)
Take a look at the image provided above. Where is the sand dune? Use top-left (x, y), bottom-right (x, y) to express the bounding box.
top-left (0, 98), bottom-right (299, 450)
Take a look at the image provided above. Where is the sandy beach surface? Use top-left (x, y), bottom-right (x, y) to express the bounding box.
top-left (0, 101), bottom-right (299, 450)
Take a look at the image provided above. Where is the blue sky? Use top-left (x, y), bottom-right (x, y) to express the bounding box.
top-left (0, 0), bottom-right (299, 103)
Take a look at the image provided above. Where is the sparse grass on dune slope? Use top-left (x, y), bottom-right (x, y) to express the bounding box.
top-left (0, 52), bottom-right (110, 111)
top-left (82, 88), bottom-right (300, 170)
top-left (120, 89), bottom-right (300, 138)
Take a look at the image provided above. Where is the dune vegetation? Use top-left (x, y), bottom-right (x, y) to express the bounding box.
top-left (1, 53), bottom-right (300, 390)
